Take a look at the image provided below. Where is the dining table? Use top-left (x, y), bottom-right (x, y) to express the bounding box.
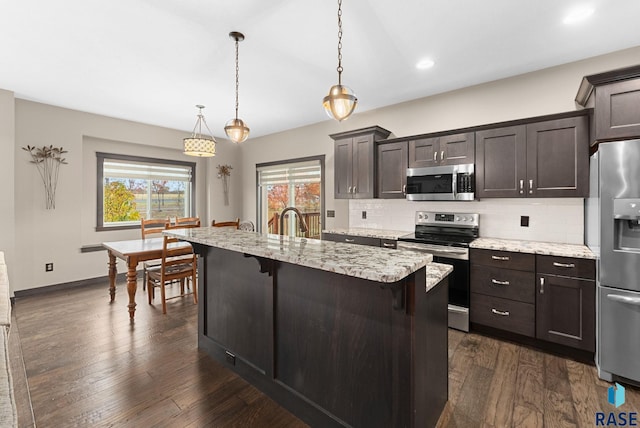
top-left (102, 237), bottom-right (192, 320)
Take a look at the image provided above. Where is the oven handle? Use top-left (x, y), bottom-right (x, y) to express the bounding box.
top-left (397, 242), bottom-right (467, 254)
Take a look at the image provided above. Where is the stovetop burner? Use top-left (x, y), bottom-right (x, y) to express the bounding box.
top-left (398, 211), bottom-right (479, 247)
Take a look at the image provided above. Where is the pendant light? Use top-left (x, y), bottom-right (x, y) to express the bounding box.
top-left (183, 105), bottom-right (216, 157)
top-left (224, 31), bottom-right (250, 144)
top-left (323, 0), bottom-right (358, 122)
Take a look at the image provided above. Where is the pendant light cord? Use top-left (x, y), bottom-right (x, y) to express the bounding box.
top-left (337, 0), bottom-right (343, 85)
top-left (235, 38), bottom-right (240, 119)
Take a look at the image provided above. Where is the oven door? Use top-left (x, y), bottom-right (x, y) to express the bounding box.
top-left (397, 241), bottom-right (470, 331)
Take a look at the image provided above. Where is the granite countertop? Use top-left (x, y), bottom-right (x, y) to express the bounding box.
top-left (470, 237), bottom-right (596, 259)
top-left (165, 227), bottom-right (434, 284)
top-left (426, 262), bottom-right (453, 293)
top-left (322, 227), bottom-right (411, 240)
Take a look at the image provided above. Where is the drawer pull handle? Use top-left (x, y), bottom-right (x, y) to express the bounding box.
top-left (491, 255), bottom-right (510, 261)
top-left (433, 152), bottom-right (437, 161)
top-left (348, 186), bottom-right (352, 193)
top-left (519, 179), bottom-right (524, 194)
top-left (491, 308), bottom-right (510, 316)
top-left (491, 279), bottom-right (510, 286)
top-left (344, 238), bottom-right (355, 243)
top-left (382, 243), bottom-right (395, 248)
top-left (552, 262), bottom-right (575, 268)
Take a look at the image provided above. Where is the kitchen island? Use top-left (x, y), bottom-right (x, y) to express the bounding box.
top-left (165, 227), bottom-right (451, 428)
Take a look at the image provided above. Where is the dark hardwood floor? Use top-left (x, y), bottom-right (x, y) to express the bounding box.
top-left (10, 280), bottom-right (640, 427)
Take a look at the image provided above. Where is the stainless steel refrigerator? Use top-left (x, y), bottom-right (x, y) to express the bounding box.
top-left (587, 139), bottom-right (640, 383)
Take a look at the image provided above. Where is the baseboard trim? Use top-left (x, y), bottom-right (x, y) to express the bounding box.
top-left (14, 272), bottom-right (138, 298)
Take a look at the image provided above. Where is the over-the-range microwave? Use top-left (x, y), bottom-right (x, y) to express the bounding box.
top-left (406, 163), bottom-right (475, 201)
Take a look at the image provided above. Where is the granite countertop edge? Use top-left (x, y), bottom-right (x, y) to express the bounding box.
top-left (322, 228), bottom-right (411, 240)
top-left (165, 228), bottom-right (435, 285)
top-left (469, 237), bottom-right (595, 259)
top-left (426, 262), bottom-right (453, 292)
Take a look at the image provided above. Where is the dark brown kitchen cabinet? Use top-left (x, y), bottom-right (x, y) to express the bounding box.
top-left (408, 132), bottom-right (474, 168)
top-left (377, 141), bottom-right (408, 199)
top-left (331, 126), bottom-right (391, 199)
top-left (536, 255), bottom-right (595, 352)
top-left (470, 249), bottom-right (536, 337)
top-left (575, 64), bottom-right (640, 142)
top-left (475, 126), bottom-right (526, 198)
top-left (475, 114), bottom-right (589, 198)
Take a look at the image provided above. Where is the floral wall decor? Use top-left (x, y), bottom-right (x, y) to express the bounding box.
top-left (23, 145), bottom-right (68, 209)
top-left (217, 164), bottom-right (232, 206)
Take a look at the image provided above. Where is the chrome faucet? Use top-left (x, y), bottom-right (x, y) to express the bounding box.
top-left (279, 207), bottom-right (308, 236)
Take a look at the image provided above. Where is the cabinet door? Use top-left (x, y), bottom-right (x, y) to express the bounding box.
top-left (536, 274), bottom-right (595, 352)
top-left (408, 137), bottom-right (439, 168)
top-left (377, 141), bottom-right (408, 199)
top-left (526, 116), bottom-right (589, 197)
top-left (595, 79), bottom-right (640, 141)
top-left (334, 138), bottom-right (353, 199)
top-left (475, 126), bottom-right (526, 198)
top-left (352, 135), bottom-right (374, 199)
top-left (440, 132), bottom-right (475, 165)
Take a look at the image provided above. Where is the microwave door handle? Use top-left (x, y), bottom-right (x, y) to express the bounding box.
top-left (452, 172), bottom-right (457, 199)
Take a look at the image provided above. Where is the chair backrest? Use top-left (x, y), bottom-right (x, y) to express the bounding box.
top-left (141, 218), bottom-right (169, 239)
top-left (161, 225), bottom-right (196, 277)
top-left (211, 218), bottom-right (240, 229)
top-left (238, 220), bottom-right (255, 231)
top-left (175, 217), bottom-right (201, 228)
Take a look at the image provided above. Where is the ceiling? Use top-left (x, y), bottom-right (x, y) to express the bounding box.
top-left (1, 0), bottom-right (639, 140)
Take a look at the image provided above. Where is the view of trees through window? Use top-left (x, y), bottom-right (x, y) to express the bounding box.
top-left (103, 178), bottom-right (188, 223)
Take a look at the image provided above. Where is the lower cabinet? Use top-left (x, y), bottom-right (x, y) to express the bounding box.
top-left (536, 256), bottom-right (595, 352)
top-left (470, 249), bottom-right (596, 352)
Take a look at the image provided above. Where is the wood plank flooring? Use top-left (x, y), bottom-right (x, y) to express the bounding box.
top-left (11, 280), bottom-right (640, 427)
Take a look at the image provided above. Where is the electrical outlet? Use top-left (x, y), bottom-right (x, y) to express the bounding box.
top-left (362, 211), bottom-right (367, 219)
top-left (520, 216), bottom-right (529, 227)
top-left (327, 210), bottom-right (335, 218)
top-left (45, 263), bottom-right (53, 272)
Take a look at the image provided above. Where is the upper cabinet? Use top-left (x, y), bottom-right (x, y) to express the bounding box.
top-left (377, 141), bottom-right (408, 199)
top-left (331, 126), bottom-right (391, 199)
top-left (576, 64), bottom-right (640, 143)
top-left (408, 132), bottom-right (475, 168)
top-left (476, 114), bottom-right (589, 198)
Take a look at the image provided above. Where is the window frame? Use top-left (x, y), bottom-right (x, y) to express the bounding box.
top-left (96, 152), bottom-right (196, 231)
top-left (255, 155), bottom-right (325, 235)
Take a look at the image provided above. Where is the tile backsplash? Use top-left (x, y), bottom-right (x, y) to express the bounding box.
top-left (349, 198), bottom-right (584, 245)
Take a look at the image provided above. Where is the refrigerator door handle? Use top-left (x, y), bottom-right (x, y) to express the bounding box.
top-left (607, 294), bottom-right (640, 306)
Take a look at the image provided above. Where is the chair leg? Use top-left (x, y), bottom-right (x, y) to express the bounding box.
top-left (147, 277), bottom-right (153, 304)
top-left (192, 269), bottom-right (198, 304)
top-left (160, 281), bottom-right (167, 314)
top-left (180, 278), bottom-right (185, 295)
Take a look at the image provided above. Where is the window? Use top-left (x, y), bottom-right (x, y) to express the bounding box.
top-left (257, 156), bottom-right (324, 238)
top-left (97, 153), bottom-right (196, 230)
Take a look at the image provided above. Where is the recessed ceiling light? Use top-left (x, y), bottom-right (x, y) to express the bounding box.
top-left (416, 58), bottom-right (435, 70)
top-left (563, 6), bottom-right (594, 24)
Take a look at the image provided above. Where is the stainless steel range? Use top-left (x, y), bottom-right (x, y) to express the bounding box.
top-left (397, 211), bottom-right (479, 332)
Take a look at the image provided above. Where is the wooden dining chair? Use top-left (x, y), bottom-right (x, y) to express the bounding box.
top-left (211, 218), bottom-right (240, 229)
top-left (175, 217), bottom-right (201, 228)
top-left (146, 225), bottom-right (197, 314)
top-left (140, 218), bottom-right (170, 291)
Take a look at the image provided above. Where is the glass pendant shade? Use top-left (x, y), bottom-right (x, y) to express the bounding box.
top-left (323, 84), bottom-right (358, 121)
top-left (224, 118), bottom-right (250, 144)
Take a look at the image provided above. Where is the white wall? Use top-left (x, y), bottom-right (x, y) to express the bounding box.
top-left (0, 90), bottom-right (16, 292)
top-left (349, 199), bottom-right (584, 244)
top-left (240, 46), bottom-right (640, 235)
top-left (13, 100), bottom-right (241, 291)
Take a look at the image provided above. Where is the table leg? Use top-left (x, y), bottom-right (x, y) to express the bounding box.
top-left (108, 251), bottom-right (117, 302)
top-left (127, 265), bottom-right (137, 320)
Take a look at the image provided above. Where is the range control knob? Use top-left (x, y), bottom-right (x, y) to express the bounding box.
top-left (418, 213), bottom-right (424, 220)
top-left (455, 216), bottom-right (460, 221)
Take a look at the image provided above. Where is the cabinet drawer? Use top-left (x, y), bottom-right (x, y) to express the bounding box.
top-left (536, 255), bottom-right (595, 280)
top-left (470, 249), bottom-right (535, 271)
top-left (471, 293), bottom-right (535, 337)
top-left (321, 233), bottom-right (381, 247)
top-left (380, 239), bottom-right (397, 249)
top-left (471, 265), bottom-right (535, 303)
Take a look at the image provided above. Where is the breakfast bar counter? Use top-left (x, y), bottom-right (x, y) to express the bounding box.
top-left (165, 227), bottom-right (449, 428)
